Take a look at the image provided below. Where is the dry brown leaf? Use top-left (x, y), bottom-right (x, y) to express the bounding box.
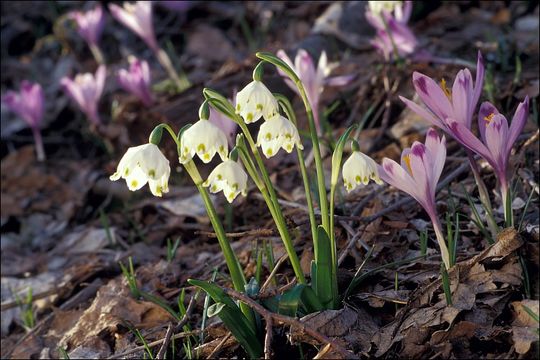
top-left (512, 300), bottom-right (540, 327)
top-left (290, 305), bottom-right (378, 355)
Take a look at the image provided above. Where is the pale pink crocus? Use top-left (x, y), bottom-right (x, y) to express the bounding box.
top-left (2, 81), bottom-right (46, 161)
top-left (61, 65), bottom-right (106, 126)
top-left (447, 97), bottom-right (530, 223)
top-left (117, 56), bottom-right (153, 106)
top-left (277, 49), bottom-right (354, 134)
top-left (378, 128), bottom-right (451, 269)
top-left (365, 1), bottom-right (417, 61)
top-left (108, 1), bottom-right (158, 52)
top-left (400, 51), bottom-right (485, 132)
top-left (209, 93), bottom-right (238, 146)
top-left (69, 4), bottom-right (105, 63)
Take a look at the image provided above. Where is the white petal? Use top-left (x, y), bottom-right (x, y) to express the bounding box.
top-left (236, 81), bottom-right (278, 123)
top-left (180, 120), bottom-right (228, 164)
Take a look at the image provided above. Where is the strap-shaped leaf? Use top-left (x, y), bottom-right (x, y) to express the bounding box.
top-left (256, 52), bottom-right (300, 83)
top-left (188, 279), bottom-right (262, 358)
top-left (315, 226), bottom-right (333, 308)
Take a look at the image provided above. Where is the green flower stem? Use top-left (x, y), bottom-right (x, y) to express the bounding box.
top-left (467, 152), bottom-right (499, 236)
top-left (183, 161), bottom-right (254, 324)
top-left (237, 119), bottom-right (306, 284)
top-left (328, 184), bottom-right (339, 307)
top-left (158, 124), bottom-right (253, 323)
top-left (155, 48), bottom-right (190, 91)
top-left (293, 79), bottom-right (330, 235)
top-left (275, 94), bottom-right (318, 259)
top-left (89, 43), bottom-right (105, 65)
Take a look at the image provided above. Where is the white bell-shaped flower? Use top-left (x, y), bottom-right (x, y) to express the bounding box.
top-left (257, 115), bottom-right (303, 158)
top-left (342, 151), bottom-right (382, 192)
top-left (110, 143), bottom-right (170, 196)
top-left (203, 159), bottom-right (248, 203)
top-left (179, 120), bottom-right (228, 164)
top-left (235, 80), bottom-right (279, 123)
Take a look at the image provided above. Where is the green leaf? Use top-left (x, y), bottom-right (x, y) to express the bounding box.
top-left (203, 88), bottom-right (237, 121)
top-left (188, 279), bottom-right (262, 358)
top-left (256, 52), bottom-right (300, 84)
top-left (314, 226), bottom-right (334, 308)
top-left (207, 302), bottom-right (226, 317)
top-left (278, 284), bottom-right (305, 316)
top-left (331, 125), bottom-right (358, 187)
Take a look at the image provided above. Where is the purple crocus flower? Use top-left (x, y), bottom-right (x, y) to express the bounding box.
top-left (69, 4), bottom-right (105, 63)
top-left (61, 65), bottom-right (106, 126)
top-left (277, 49), bottom-right (354, 134)
top-left (447, 97), bottom-right (530, 221)
top-left (117, 56), bottom-right (153, 106)
top-left (2, 81), bottom-right (46, 161)
top-left (108, 1), bottom-right (158, 52)
top-left (378, 128), bottom-right (451, 269)
top-left (365, 1), bottom-right (417, 61)
top-left (400, 51), bottom-right (485, 132)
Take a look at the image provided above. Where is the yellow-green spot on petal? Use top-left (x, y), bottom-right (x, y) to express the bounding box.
top-left (236, 104), bottom-right (241, 111)
top-left (148, 169), bottom-right (156, 178)
top-left (203, 153), bottom-right (210, 161)
top-left (355, 175), bottom-right (361, 183)
top-left (131, 180), bottom-right (138, 188)
top-left (217, 174), bottom-right (223, 180)
top-left (285, 133), bottom-right (292, 139)
top-left (265, 132), bottom-right (272, 141)
top-left (266, 148), bottom-right (273, 156)
top-left (232, 183), bottom-right (238, 190)
top-left (247, 113), bottom-right (253, 122)
top-left (197, 143), bottom-right (206, 152)
top-left (256, 103), bottom-right (263, 111)
top-left (124, 168), bottom-right (130, 176)
top-left (363, 176), bottom-right (368, 183)
top-left (211, 185), bottom-right (217, 191)
top-left (219, 145), bottom-right (225, 152)
top-left (286, 144), bottom-right (292, 152)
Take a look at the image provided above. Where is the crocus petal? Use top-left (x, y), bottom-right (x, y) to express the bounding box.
top-left (485, 114), bottom-right (508, 172)
top-left (477, 101), bottom-right (499, 143)
top-left (447, 119), bottom-right (496, 169)
top-left (424, 129), bottom-right (446, 186)
top-left (399, 95), bottom-right (445, 129)
top-left (325, 74), bottom-right (355, 87)
top-left (451, 69), bottom-right (473, 128)
top-left (471, 51), bottom-right (485, 117)
top-left (378, 158), bottom-right (425, 207)
top-left (412, 72), bottom-right (453, 121)
top-left (95, 65), bottom-right (107, 98)
top-left (505, 96), bottom-right (529, 156)
top-left (408, 142), bottom-right (430, 195)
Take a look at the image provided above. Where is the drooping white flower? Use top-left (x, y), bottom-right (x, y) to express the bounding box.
top-left (256, 115), bottom-right (303, 158)
top-left (342, 151), bottom-right (382, 192)
top-left (203, 159), bottom-right (248, 203)
top-left (110, 143), bottom-right (170, 196)
top-left (235, 80), bottom-right (279, 123)
top-left (179, 120), bottom-right (228, 164)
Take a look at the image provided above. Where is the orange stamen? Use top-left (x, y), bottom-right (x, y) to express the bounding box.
top-left (440, 78), bottom-right (452, 100)
top-left (404, 154), bottom-right (413, 175)
top-left (484, 112), bottom-right (495, 125)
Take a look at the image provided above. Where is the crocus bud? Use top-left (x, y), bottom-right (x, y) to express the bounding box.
top-left (109, 1), bottom-right (158, 52)
top-left (117, 56), bottom-right (153, 106)
top-left (69, 4), bottom-right (105, 48)
top-left (61, 65), bottom-right (106, 125)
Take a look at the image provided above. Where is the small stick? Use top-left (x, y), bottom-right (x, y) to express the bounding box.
top-left (264, 317), bottom-right (273, 359)
top-left (207, 332), bottom-right (232, 359)
top-left (220, 286), bottom-right (358, 359)
top-left (156, 323), bottom-right (174, 359)
top-left (259, 254), bottom-right (288, 293)
top-left (196, 228), bottom-right (275, 238)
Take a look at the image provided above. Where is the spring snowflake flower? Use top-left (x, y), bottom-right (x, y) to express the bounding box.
top-left (110, 143), bottom-right (170, 197)
top-left (235, 80), bottom-right (279, 123)
top-left (342, 151), bottom-right (382, 192)
top-left (179, 119), bottom-right (228, 164)
top-left (257, 115), bottom-right (303, 158)
top-left (203, 159), bottom-right (248, 203)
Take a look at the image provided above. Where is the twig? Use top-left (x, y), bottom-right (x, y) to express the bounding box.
top-left (259, 254), bottom-right (288, 293)
top-left (264, 317), bottom-right (273, 359)
top-left (156, 323), bottom-right (174, 359)
top-left (207, 332), bottom-right (232, 359)
top-left (220, 286), bottom-right (358, 359)
top-left (174, 295), bottom-right (197, 332)
top-left (338, 223), bottom-right (368, 265)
